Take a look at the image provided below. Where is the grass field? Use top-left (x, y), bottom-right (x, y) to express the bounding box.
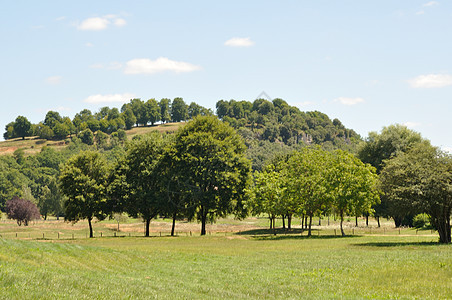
top-left (0, 217), bottom-right (451, 299)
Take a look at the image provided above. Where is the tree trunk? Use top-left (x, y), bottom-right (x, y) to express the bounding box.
top-left (355, 216), bottom-right (358, 227)
top-left (305, 216), bottom-right (308, 229)
top-left (366, 214), bottom-right (369, 227)
top-left (307, 215), bottom-right (313, 237)
top-left (171, 212), bottom-right (177, 236)
top-left (117, 221), bottom-right (120, 232)
top-left (340, 211), bottom-right (345, 236)
top-left (301, 215), bottom-right (304, 229)
top-left (44, 214), bottom-right (47, 221)
top-left (88, 217), bottom-right (93, 238)
top-left (273, 217), bottom-right (276, 235)
top-left (282, 215), bottom-right (286, 230)
top-left (288, 214), bottom-right (292, 230)
top-left (269, 216), bottom-right (273, 229)
top-left (376, 216), bottom-right (380, 228)
top-left (318, 216), bottom-right (321, 226)
top-left (328, 215), bottom-right (330, 226)
top-left (436, 213), bottom-right (452, 244)
top-left (145, 218), bottom-right (150, 237)
top-left (201, 208), bottom-right (207, 236)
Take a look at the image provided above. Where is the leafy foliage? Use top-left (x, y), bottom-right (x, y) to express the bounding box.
top-left (5, 196), bottom-right (40, 226)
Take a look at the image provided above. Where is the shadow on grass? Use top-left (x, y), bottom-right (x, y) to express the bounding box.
top-left (236, 228), bottom-right (360, 241)
top-left (353, 241), bottom-right (441, 247)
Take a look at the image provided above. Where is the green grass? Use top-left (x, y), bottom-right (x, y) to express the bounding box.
top-left (0, 233), bottom-right (450, 299)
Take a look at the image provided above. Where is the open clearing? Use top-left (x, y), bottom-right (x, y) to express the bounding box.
top-left (0, 217), bottom-right (450, 299)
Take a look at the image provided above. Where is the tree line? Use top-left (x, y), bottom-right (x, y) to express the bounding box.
top-left (3, 98), bottom-right (213, 141)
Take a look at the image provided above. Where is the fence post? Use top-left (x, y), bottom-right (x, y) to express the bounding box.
top-left (190, 231), bottom-right (192, 236)
top-left (58, 232), bottom-right (60, 239)
top-left (72, 233), bottom-right (74, 239)
top-left (399, 228), bottom-right (401, 235)
top-left (42, 233), bottom-right (44, 239)
top-left (101, 232), bottom-right (102, 237)
top-left (352, 228), bottom-right (354, 235)
top-left (114, 232), bottom-right (116, 237)
top-left (334, 229), bottom-right (336, 236)
top-left (160, 232), bottom-right (161, 237)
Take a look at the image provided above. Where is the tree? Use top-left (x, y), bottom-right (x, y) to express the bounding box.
top-left (122, 108), bottom-right (136, 130)
top-left (13, 116), bottom-right (32, 140)
top-left (173, 116), bottom-right (251, 235)
top-left (59, 151), bottom-right (108, 238)
top-left (44, 111), bottom-right (63, 129)
top-left (329, 150), bottom-right (380, 236)
top-left (285, 147), bottom-right (332, 237)
top-left (145, 99), bottom-right (161, 125)
top-left (358, 124), bottom-right (426, 227)
top-left (171, 97), bottom-right (188, 122)
top-left (116, 132), bottom-right (169, 237)
top-left (250, 169), bottom-right (286, 234)
top-left (380, 143), bottom-right (452, 243)
top-left (79, 129), bottom-right (94, 145)
top-left (4, 122), bottom-right (16, 140)
top-left (159, 98), bottom-right (171, 123)
top-left (5, 196), bottom-right (40, 226)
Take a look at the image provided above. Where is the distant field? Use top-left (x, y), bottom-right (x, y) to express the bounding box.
top-left (0, 217), bottom-right (450, 299)
top-left (0, 122), bottom-right (183, 156)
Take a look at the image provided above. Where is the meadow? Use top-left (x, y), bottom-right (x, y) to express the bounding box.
top-left (0, 217), bottom-right (451, 299)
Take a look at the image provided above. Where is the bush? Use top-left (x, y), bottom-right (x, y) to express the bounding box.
top-left (5, 196), bottom-right (40, 226)
top-left (413, 213), bottom-right (430, 229)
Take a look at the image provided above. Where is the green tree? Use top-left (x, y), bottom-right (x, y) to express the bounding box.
top-left (79, 128), bottom-right (94, 145)
top-left (285, 147), bottom-right (332, 237)
top-left (44, 111), bottom-right (63, 129)
top-left (380, 143), bottom-right (452, 243)
top-left (171, 97), bottom-right (188, 122)
top-left (122, 108), bottom-right (136, 130)
top-left (358, 124), bottom-right (425, 227)
top-left (159, 98), bottom-right (171, 123)
top-left (329, 150), bottom-right (380, 236)
top-left (4, 122), bottom-right (16, 140)
top-left (13, 116), bottom-right (32, 140)
top-left (250, 170), bottom-right (285, 234)
top-left (118, 132), bottom-right (169, 236)
top-left (145, 98), bottom-right (161, 125)
top-left (59, 151), bottom-right (108, 238)
top-left (173, 116), bottom-right (251, 235)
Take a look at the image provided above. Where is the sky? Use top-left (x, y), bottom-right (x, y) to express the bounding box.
top-left (1, 1), bottom-right (451, 150)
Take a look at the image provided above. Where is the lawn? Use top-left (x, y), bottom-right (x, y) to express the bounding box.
top-left (0, 223), bottom-right (450, 299)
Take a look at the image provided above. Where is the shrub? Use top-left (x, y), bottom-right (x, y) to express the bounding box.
top-left (413, 213), bottom-right (430, 229)
top-left (5, 196), bottom-right (40, 226)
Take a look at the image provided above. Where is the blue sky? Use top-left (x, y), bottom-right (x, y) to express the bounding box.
top-left (1, 1), bottom-right (451, 150)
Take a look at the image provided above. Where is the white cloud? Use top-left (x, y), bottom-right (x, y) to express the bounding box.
top-left (423, 1), bottom-right (439, 7)
top-left (56, 16), bottom-right (66, 21)
top-left (77, 17), bottom-right (110, 31)
top-left (46, 76), bottom-right (62, 85)
top-left (403, 121), bottom-right (421, 128)
top-left (334, 97), bottom-right (365, 106)
top-left (85, 42), bottom-right (94, 47)
top-left (77, 15), bottom-right (127, 31)
top-left (416, 10), bottom-right (425, 15)
top-left (408, 74), bottom-right (452, 88)
top-left (224, 37), bottom-right (255, 47)
top-left (124, 57), bottom-right (201, 74)
top-left (83, 93), bottom-right (136, 104)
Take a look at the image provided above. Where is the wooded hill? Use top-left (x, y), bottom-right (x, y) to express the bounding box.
top-left (2, 97), bottom-right (361, 170)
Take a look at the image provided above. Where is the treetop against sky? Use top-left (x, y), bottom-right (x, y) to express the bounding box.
top-left (1, 1), bottom-right (451, 151)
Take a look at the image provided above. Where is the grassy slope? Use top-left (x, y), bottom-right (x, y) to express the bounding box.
top-left (0, 122), bottom-right (183, 156)
top-left (0, 227), bottom-right (450, 299)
